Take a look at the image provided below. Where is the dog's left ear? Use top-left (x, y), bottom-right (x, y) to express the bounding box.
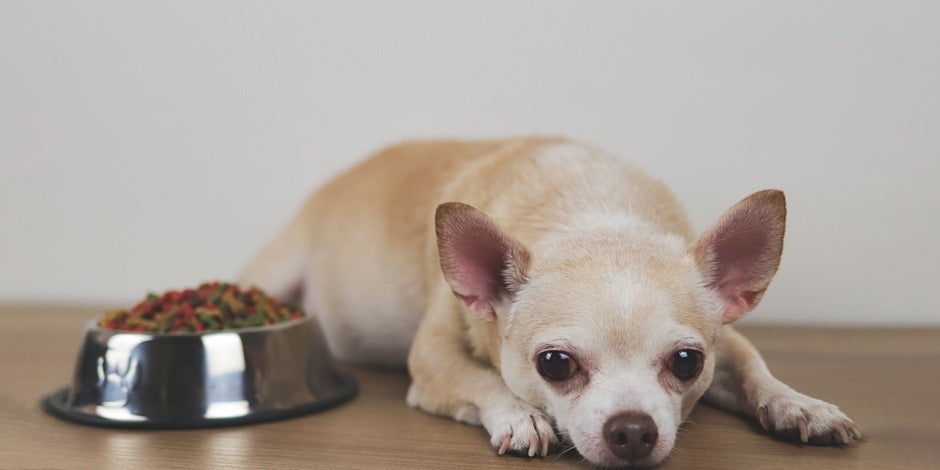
top-left (692, 190), bottom-right (787, 324)
top-left (435, 202), bottom-right (531, 321)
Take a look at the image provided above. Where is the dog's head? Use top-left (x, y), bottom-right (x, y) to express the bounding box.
top-left (436, 190), bottom-right (786, 467)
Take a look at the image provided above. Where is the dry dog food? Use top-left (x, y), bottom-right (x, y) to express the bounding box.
top-left (98, 282), bottom-right (305, 333)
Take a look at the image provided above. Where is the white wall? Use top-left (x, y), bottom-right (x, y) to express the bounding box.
top-left (2, 1), bottom-right (937, 325)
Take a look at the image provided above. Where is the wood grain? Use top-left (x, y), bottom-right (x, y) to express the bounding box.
top-left (1, 305), bottom-right (937, 469)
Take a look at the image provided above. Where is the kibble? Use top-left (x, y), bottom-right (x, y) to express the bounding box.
top-left (98, 282), bottom-right (304, 333)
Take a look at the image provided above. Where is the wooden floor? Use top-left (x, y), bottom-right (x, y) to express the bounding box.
top-left (1, 305), bottom-right (938, 469)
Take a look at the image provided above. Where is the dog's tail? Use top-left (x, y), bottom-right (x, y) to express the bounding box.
top-left (238, 211), bottom-right (308, 305)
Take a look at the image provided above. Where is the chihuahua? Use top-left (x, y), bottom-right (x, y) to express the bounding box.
top-left (240, 137), bottom-right (859, 467)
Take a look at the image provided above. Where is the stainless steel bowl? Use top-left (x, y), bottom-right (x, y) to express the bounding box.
top-left (43, 315), bottom-right (356, 428)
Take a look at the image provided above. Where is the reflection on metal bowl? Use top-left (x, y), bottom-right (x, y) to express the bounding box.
top-left (43, 315), bottom-right (356, 428)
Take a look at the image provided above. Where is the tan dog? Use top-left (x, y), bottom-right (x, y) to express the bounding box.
top-left (240, 137), bottom-right (859, 467)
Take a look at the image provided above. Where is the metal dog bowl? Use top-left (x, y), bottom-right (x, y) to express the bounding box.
top-left (43, 315), bottom-right (357, 429)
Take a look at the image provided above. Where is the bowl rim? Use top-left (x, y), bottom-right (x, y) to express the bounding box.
top-left (87, 313), bottom-right (315, 337)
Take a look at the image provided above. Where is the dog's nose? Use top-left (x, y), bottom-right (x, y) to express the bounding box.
top-left (603, 412), bottom-right (658, 463)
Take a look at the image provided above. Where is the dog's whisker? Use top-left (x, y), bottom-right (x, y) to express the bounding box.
top-left (551, 443), bottom-right (580, 462)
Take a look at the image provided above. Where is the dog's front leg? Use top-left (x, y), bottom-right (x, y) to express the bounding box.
top-left (405, 295), bottom-right (557, 457)
top-left (704, 326), bottom-right (861, 445)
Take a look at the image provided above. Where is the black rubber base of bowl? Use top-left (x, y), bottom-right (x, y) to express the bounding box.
top-left (41, 373), bottom-right (357, 429)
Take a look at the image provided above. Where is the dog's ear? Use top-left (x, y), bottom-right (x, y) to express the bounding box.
top-left (435, 202), bottom-right (531, 321)
top-left (692, 190), bottom-right (786, 324)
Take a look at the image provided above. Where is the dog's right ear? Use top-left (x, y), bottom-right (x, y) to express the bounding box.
top-left (691, 190), bottom-right (787, 324)
top-left (435, 202), bottom-right (531, 321)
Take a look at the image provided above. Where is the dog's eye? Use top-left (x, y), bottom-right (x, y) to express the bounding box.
top-left (537, 350), bottom-right (578, 381)
top-left (669, 349), bottom-right (703, 381)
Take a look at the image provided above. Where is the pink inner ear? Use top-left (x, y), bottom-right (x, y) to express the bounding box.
top-left (712, 226), bottom-right (768, 292)
top-left (452, 234), bottom-right (506, 312)
top-left (709, 225), bottom-right (773, 323)
top-left (437, 203), bottom-right (530, 322)
top-left (698, 193), bottom-right (785, 324)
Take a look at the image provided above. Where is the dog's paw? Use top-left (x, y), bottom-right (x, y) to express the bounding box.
top-left (756, 391), bottom-right (861, 445)
top-left (481, 399), bottom-right (558, 457)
